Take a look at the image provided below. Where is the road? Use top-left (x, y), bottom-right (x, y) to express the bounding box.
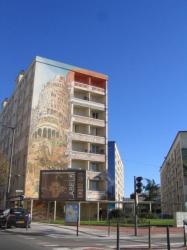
top-left (0, 222), bottom-right (186, 250)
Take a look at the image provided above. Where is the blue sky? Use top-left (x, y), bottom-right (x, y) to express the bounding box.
top-left (0, 0), bottom-right (187, 196)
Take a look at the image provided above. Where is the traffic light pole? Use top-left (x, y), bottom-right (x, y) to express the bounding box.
top-left (134, 176), bottom-right (143, 236)
top-left (134, 176), bottom-right (138, 236)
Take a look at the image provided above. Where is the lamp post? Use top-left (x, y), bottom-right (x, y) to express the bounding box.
top-left (0, 123), bottom-right (16, 207)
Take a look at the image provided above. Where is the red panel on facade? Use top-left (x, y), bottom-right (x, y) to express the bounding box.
top-left (74, 73), bottom-right (89, 85)
top-left (91, 77), bottom-right (106, 90)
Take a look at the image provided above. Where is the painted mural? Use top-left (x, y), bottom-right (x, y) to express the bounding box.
top-left (25, 61), bottom-right (74, 198)
top-left (182, 148), bottom-right (187, 176)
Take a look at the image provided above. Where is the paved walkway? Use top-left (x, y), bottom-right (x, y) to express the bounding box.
top-left (31, 222), bottom-right (187, 249)
top-left (81, 224), bottom-right (184, 236)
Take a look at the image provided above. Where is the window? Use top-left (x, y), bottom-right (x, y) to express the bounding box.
top-left (90, 180), bottom-right (98, 191)
top-left (90, 162), bottom-right (98, 171)
top-left (75, 125), bottom-right (79, 133)
top-left (83, 96), bottom-right (89, 101)
top-left (91, 127), bottom-right (98, 136)
top-left (92, 112), bottom-right (99, 119)
top-left (91, 145), bottom-right (99, 154)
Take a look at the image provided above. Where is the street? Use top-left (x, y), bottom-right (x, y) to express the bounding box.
top-left (0, 222), bottom-right (186, 250)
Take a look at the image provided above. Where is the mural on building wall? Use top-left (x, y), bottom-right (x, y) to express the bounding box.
top-left (25, 61), bottom-right (74, 198)
top-left (182, 148), bottom-right (187, 176)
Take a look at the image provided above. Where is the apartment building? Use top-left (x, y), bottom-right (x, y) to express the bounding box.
top-left (160, 131), bottom-right (187, 215)
top-left (0, 56), bottom-right (108, 214)
top-left (108, 141), bottom-right (124, 208)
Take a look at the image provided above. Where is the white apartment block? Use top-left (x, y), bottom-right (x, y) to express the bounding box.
top-left (108, 141), bottom-right (124, 207)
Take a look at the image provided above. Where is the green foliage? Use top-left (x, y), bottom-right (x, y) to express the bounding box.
top-left (47, 218), bottom-right (174, 227)
top-left (143, 178), bottom-right (160, 201)
top-left (139, 212), bottom-right (159, 219)
top-left (108, 208), bottom-right (125, 219)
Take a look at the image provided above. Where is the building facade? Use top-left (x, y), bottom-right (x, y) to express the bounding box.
top-left (108, 141), bottom-right (124, 207)
top-left (0, 57), bottom-right (108, 213)
top-left (160, 131), bottom-right (187, 215)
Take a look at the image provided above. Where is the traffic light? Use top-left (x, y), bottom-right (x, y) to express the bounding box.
top-left (136, 176), bottom-right (143, 194)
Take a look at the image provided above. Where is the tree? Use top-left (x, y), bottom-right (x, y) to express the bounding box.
top-left (143, 179), bottom-right (160, 201)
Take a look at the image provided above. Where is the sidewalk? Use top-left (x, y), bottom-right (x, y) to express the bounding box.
top-left (81, 225), bottom-right (184, 236)
top-left (47, 222), bottom-right (184, 238)
top-left (34, 222), bottom-right (187, 249)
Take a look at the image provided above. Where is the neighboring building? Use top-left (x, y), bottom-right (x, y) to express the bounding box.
top-left (160, 131), bottom-right (187, 216)
top-left (0, 56), bottom-right (108, 216)
top-left (108, 141), bottom-right (124, 207)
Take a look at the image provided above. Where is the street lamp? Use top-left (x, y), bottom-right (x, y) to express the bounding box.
top-left (0, 123), bottom-right (16, 207)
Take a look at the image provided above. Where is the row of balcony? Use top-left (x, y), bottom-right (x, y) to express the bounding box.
top-left (71, 160), bottom-right (105, 171)
top-left (72, 132), bottom-right (105, 144)
top-left (72, 140), bottom-right (105, 152)
top-left (72, 115), bottom-right (105, 127)
top-left (72, 86), bottom-right (105, 107)
top-left (72, 86), bottom-right (106, 133)
top-left (73, 160), bottom-right (106, 198)
top-left (72, 97), bottom-right (105, 111)
top-left (73, 104), bottom-right (105, 118)
top-left (72, 122), bottom-right (105, 143)
top-left (73, 106), bottom-right (105, 130)
top-left (71, 150), bottom-right (105, 162)
top-left (73, 81), bottom-right (105, 95)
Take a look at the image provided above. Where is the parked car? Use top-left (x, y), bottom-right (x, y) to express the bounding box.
top-left (0, 207), bottom-right (31, 228)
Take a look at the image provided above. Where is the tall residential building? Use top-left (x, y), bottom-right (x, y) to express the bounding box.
top-left (0, 56), bottom-right (108, 213)
top-left (160, 131), bottom-right (187, 215)
top-left (108, 141), bottom-right (124, 207)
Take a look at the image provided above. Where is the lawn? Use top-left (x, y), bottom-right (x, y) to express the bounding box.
top-left (48, 218), bottom-right (174, 227)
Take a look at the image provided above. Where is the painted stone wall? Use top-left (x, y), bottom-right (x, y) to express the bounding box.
top-left (25, 61), bottom-right (74, 198)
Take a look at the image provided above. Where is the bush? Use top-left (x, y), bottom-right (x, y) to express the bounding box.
top-left (109, 208), bottom-right (124, 219)
top-left (139, 212), bottom-right (159, 219)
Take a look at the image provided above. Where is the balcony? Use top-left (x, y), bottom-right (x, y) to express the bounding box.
top-left (89, 162), bottom-right (105, 172)
top-left (71, 159), bottom-right (88, 171)
top-left (71, 150), bottom-right (105, 162)
top-left (71, 97), bottom-right (105, 111)
top-left (72, 115), bottom-right (105, 127)
top-left (87, 171), bottom-right (106, 179)
top-left (71, 132), bottom-right (105, 144)
top-left (73, 81), bottom-right (105, 95)
top-left (86, 191), bottom-right (106, 201)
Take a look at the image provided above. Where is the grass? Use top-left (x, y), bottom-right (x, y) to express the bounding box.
top-left (46, 218), bottom-right (175, 227)
top-left (138, 218), bottom-right (174, 227)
